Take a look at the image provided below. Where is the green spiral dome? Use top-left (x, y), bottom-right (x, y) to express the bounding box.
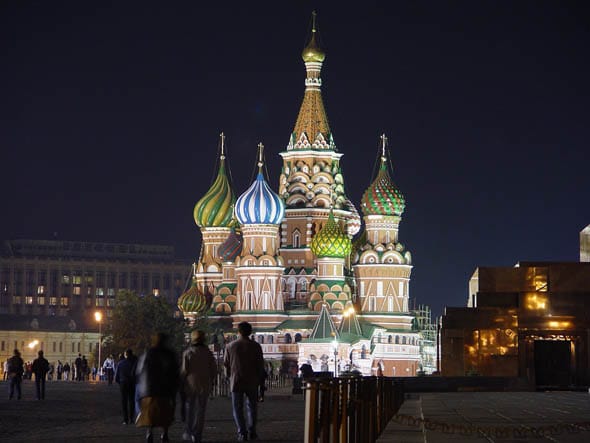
top-left (311, 211), bottom-right (352, 259)
top-left (177, 282), bottom-right (208, 314)
top-left (361, 160), bottom-right (405, 217)
top-left (193, 159), bottom-right (236, 228)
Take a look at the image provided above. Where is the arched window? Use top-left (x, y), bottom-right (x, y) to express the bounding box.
top-left (268, 335), bottom-right (274, 344)
top-left (287, 279), bottom-right (296, 299)
top-left (395, 335), bottom-right (400, 344)
top-left (292, 230), bottom-right (301, 248)
top-left (388, 335), bottom-right (392, 344)
top-left (402, 336), bottom-right (406, 345)
top-left (258, 335), bottom-right (264, 344)
top-left (361, 345), bottom-right (366, 359)
top-left (299, 279), bottom-right (307, 292)
top-left (295, 333), bottom-right (302, 343)
top-left (285, 333), bottom-right (292, 344)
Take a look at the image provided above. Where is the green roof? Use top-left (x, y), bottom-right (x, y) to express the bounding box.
top-left (277, 319), bottom-right (316, 330)
top-left (308, 304), bottom-right (338, 342)
top-left (339, 311), bottom-right (363, 337)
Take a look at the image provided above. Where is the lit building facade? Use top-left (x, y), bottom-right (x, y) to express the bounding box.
top-left (178, 14), bottom-right (435, 376)
top-left (441, 228), bottom-right (590, 386)
top-left (0, 239), bottom-right (188, 371)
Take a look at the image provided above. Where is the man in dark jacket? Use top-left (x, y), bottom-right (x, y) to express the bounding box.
top-left (115, 348), bottom-right (138, 424)
top-left (75, 354), bottom-right (82, 381)
top-left (32, 350), bottom-right (50, 400)
top-left (7, 349), bottom-right (24, 400)
top-left (224, 322), bottom-right (265, 441)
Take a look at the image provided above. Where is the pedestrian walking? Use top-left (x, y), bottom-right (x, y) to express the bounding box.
top-left (63, 362), bottom-right (70, 381)
top-left (136, 332), bottom-right (179, 443)
top-left (81, 355), bottom-right (89, 381)
top-left (7, 349), bottom-right (24, 400)
top-left (181, 330), bottom-right (217, 443)
top-left (56, 360), bottom-right (63, 380)
top-left (75, 354), bottom-right (82, 381)
top-left (115, 349), bottom-right (138, 425)
top-left (32, 350), bottom-right (50, 400)
top-left (103, 354), bottom-right (115, 385)
top-left (224, 321), bottom-right (265, 441)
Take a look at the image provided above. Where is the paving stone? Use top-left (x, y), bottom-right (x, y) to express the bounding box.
top-left (0, 380), bottom-right (305, 442)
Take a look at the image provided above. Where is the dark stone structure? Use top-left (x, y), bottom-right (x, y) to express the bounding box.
top-left (442, 260), bottom-right (590, 387)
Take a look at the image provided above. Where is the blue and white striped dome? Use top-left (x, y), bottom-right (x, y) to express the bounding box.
top-left (235, 172), bottom-right (285, 225)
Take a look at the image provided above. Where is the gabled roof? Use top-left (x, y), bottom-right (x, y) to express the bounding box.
top-left (339, 310), bottom-right (363, 337)
top-left (308, 304), bottom-right (338, 342)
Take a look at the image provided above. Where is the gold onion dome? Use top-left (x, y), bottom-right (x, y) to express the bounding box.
top-left (193, 138), bottom-right (236, 228)
top-left (361, 156), bottom-right (405, 217)
top-left (302, 12), bottom-right (325, 63)
top-left (311, 211), bottom-right (352, 259)
top-left (177, 282), bottom-right (209, 314)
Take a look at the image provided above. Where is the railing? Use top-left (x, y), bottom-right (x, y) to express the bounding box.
top-left (211, 372), bottom-right (291, 398)
top-left (304, 375), bottom-right (404, 443)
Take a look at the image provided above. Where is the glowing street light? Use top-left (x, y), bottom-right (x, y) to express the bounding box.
top-left (95, 311), bottom-right (103, 374)
top-left (28, 339), bottom-right (39, 349)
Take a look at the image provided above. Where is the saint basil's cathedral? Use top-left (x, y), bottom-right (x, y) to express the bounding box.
top-left (178, 14), bottom-right (436, 377)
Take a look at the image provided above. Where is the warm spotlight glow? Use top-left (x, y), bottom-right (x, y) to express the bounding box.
top-left (525, 293), bottom-right (548, 310)
top-left (94, 311), bottom-right (102, 322)
top-left (28, 339), bottom-right (39, 349)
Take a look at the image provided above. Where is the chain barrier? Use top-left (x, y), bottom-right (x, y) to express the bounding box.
top-left (392, 413), bottom-right (590, 439)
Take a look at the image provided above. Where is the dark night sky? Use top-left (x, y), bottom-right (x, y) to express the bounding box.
top-left (1, 1), bottom-right (589, 316)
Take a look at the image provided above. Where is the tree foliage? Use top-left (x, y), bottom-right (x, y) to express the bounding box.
top-left (105, 290), bottom-right (186, 356)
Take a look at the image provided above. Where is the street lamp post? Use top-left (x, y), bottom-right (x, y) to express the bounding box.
top-left (94, 311), bottom-right (102, 379)
top-left (331, 339), bottom-right (338, 377)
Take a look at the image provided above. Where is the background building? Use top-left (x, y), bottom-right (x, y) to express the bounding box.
top-left (441, 224), bottom-right (590, 387)
top-left (0, 239), bottom-right (188, 318)
top-left (0, 239), bottom-right (189, 373)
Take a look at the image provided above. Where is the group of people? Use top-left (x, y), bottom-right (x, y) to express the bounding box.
top-left (133, 321), bottom-right (264, 443)
top-left (4, 321), bottom-right (266, 443)
top-left (6, 348), bottom-right (50, 400)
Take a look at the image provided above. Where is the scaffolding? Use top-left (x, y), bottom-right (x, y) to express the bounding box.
top-left (413, 304), bottom-right (438, 374)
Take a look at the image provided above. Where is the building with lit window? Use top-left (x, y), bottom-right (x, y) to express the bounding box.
top-left (441, 225), bottom-right (590, 387)
top-left (0, 239), bottom-right (189, 371)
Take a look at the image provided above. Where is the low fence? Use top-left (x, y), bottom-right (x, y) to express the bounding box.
top-left (211, 372), bottom-right (291, 398)
top-left (304, 375), bottom-right (404, 443)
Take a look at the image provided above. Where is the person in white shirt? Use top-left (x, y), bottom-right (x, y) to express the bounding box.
top-left (103, 355), bottom-right (115, 385)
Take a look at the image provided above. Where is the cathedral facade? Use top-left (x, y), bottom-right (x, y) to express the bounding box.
top-left (178, 15), bottom-right (435, 377)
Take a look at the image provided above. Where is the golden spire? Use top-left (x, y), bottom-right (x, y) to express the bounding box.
top-left (302, 11), bottom-right (325, 63)
top-left (380, 133), bottom-right (387, 163)
top-left (220, 132), bottom-right (226, 160)
top-left (257, 142), bottom-right (264, 172)
top-left (291, 11), bottom-right (331, 149)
